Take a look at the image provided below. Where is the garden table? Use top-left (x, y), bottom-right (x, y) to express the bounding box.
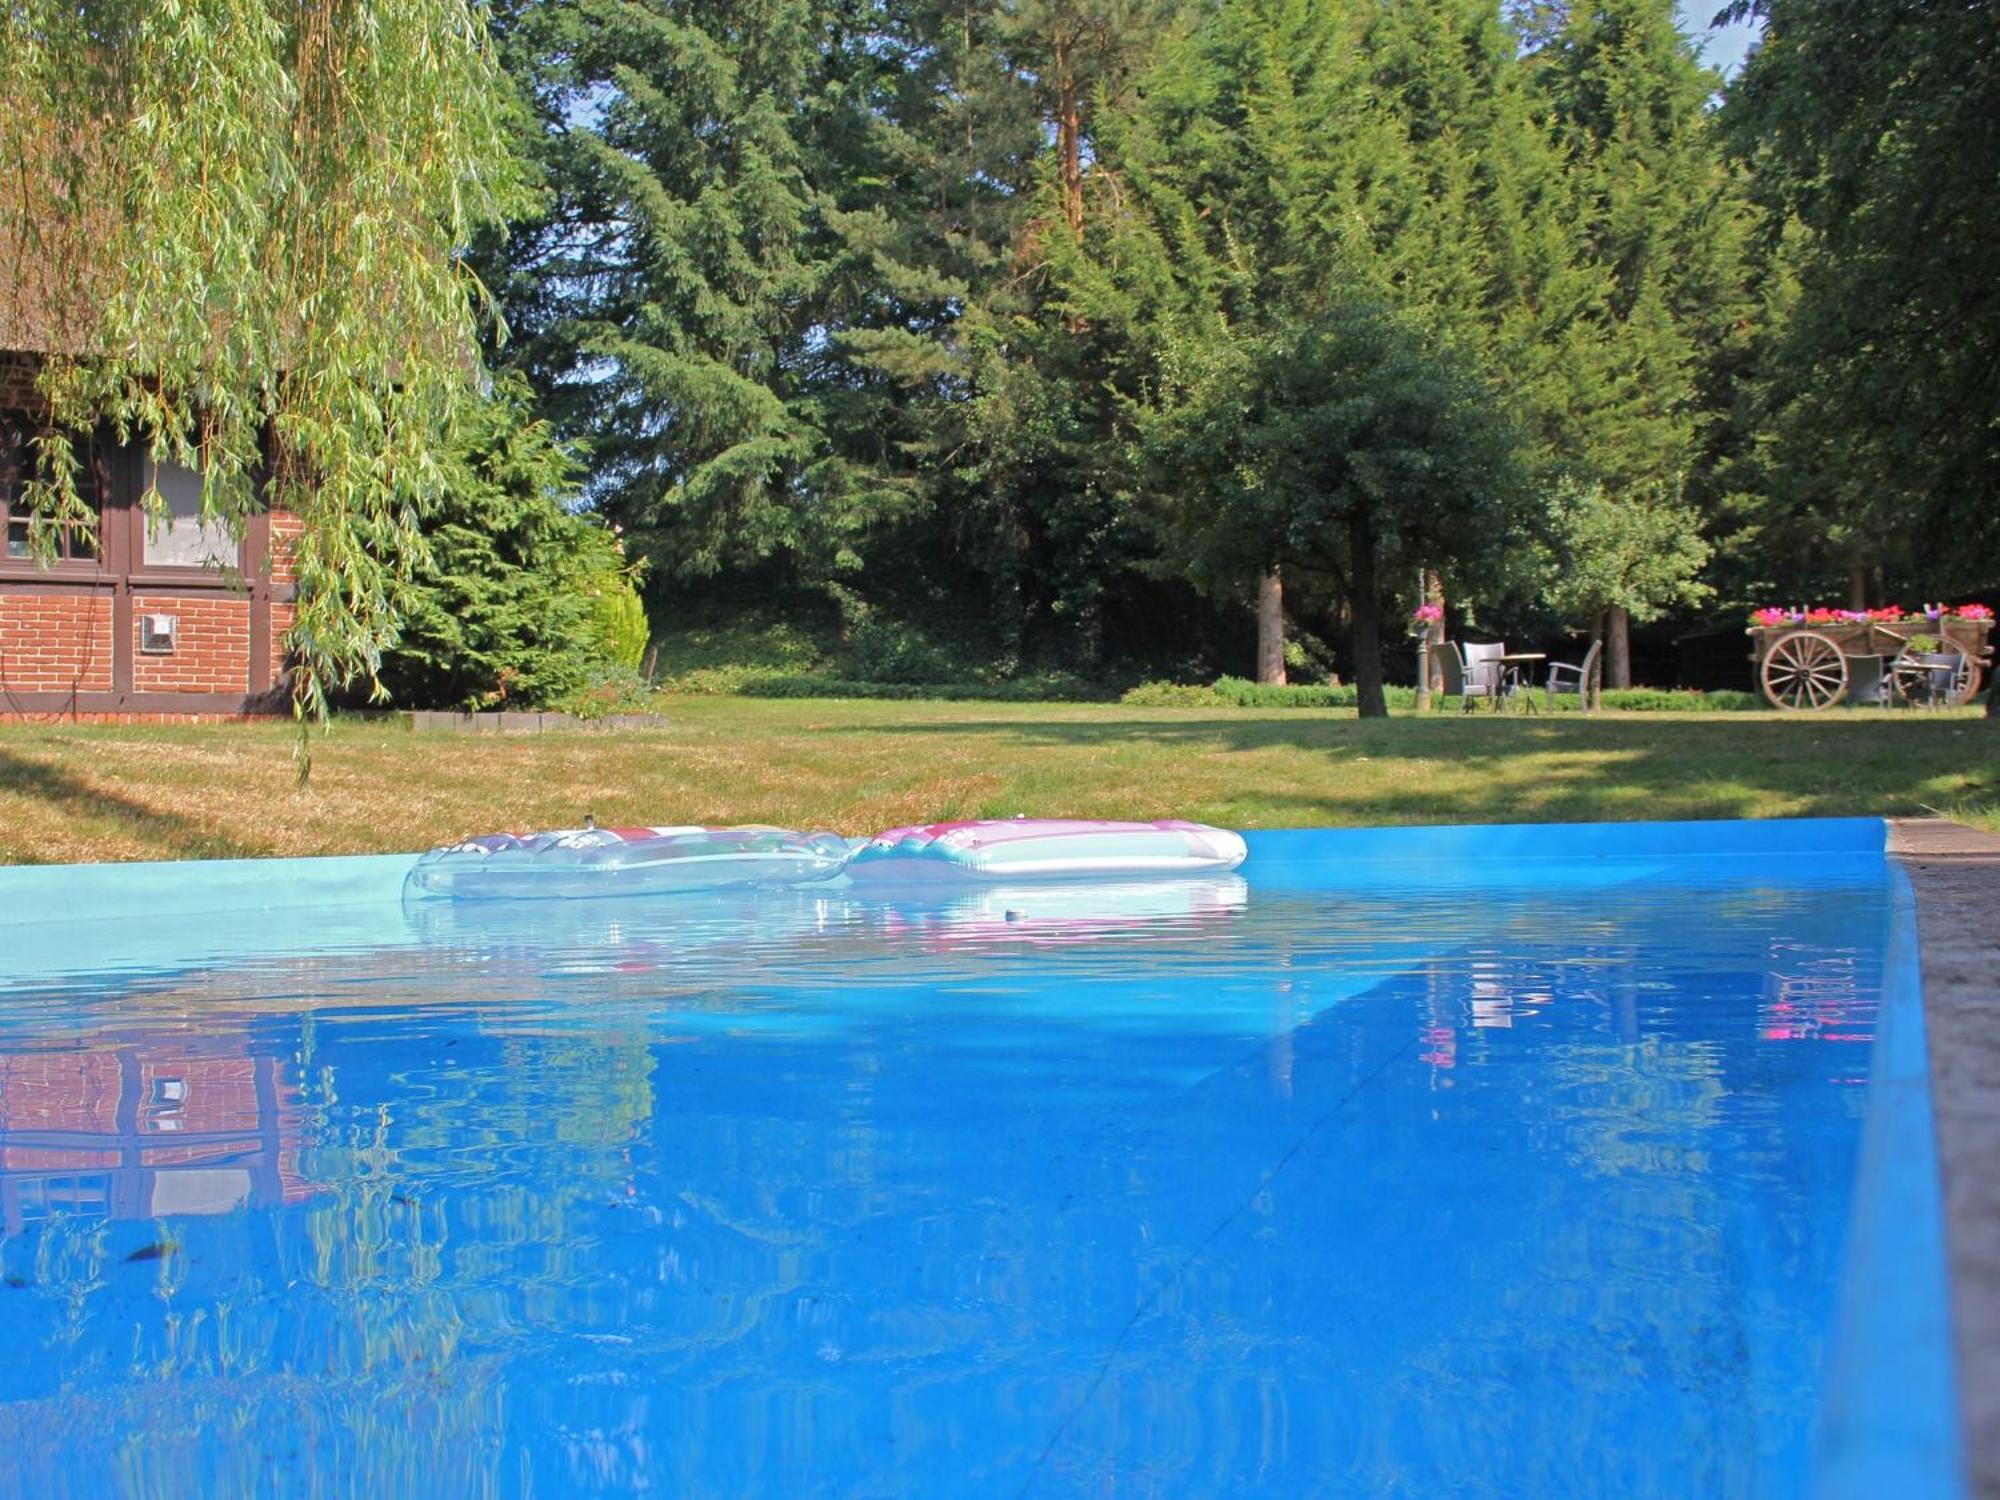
top-left (1499, 653), bottom-right (1545, 713)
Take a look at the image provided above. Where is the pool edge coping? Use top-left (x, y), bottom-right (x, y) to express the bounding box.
top-left (1889, 817), bottom-right (2000, 1500)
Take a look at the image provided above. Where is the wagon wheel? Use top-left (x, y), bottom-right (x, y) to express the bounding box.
top-left (1761, 630), bottom-right (1849, 710)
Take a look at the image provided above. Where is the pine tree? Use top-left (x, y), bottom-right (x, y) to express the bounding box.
top-left (1362, 0), bottom-right (1595, 416)
top-left (481, 0), bottom-right (970, 591)
top-left (1062, 0), bottom-right (1547, 712)
top-left (916, 1), bottom-right (1195, 669)
top-left (377, 378), bottom-right (645, 710)
top-left (1528, 0), bottom-right (1750, 683)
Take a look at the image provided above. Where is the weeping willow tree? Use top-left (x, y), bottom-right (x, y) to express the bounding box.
top-left (0, 0), bottom-right (523, 764)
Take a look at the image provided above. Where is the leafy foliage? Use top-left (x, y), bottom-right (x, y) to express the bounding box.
top-left (1120, 678), bottom-right (1765, 711)
top-left (11, 0), bottom-right (1987, 716)
top-left (1542, 478), bottom-right (1713, 626)
top-left (1, 0), bottom-right (524, 757)
top-left (1145, 303), bottom-right (1533, 714)
top-left (375, 381), bottom-right (646, 711)
top-left (1722, 0), bottom-right (2000, 606)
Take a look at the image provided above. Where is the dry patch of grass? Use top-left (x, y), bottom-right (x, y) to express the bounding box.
top-left (0, 696), bottom-right (1993, 865)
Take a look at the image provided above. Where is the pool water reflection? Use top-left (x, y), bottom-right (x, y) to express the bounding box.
top-left (0, 856), bottom-right (1902, 1497)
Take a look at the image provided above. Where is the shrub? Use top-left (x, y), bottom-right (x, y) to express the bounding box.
top-left (1125, 678), bottom-right (1423, 709)
top-left (665, 670), bottom-right (1110, 702)
top-left (585, 572), bottom-right (650, 670)
top-left (1120, 680), bottom-right (1224, 707)
top-left (846, 615), bottom-right (963, 684)
top-left (1596, 688), bottom-right (1762, 712)
top-left (375, 378), bottom-right (643, 710)
top-left (553, 664), bottom-right (657, 719)
top-left (1121, 680), bottom-right (1767, 712)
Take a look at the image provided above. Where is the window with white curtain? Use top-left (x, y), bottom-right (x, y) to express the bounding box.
top-left (144, 456), bottom-right (240, 568)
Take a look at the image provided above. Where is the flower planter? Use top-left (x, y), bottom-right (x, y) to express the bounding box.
top-left (1747, 615), bottom-right (1992, 709)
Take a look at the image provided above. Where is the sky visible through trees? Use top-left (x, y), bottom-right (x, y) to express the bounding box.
top-left (1675, 1), bottom-right (1758, 75)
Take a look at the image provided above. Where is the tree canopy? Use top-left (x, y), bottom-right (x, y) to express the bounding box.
top-left (6, 0), bottom-right (1994, 715)
top-left (1722, 0), bottom-right (2000, 598)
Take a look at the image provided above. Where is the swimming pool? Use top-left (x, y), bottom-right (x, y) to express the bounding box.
top-left (0, 821), bottom-right (1960, 1497)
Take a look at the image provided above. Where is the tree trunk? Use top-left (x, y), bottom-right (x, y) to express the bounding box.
top-left (1847, 562), bottom-right (1869, 611)
top-left (1350, 508), bottom-right (1387, 718)
top-left (1414, 569), bottom-right (1443, 711)
top-left (1606, 604), bottom-right (1633, 690)
top-left (1053, 33), bottom-right (1084, 237)
top-left (1256, 569), bottom-right (1287, 684)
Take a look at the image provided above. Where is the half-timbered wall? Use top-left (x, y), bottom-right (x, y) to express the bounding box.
top-left (0, 369), bottom-right (295, 718)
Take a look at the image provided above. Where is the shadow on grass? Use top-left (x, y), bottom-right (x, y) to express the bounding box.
top-left (0, 747), bottom-right (267, 861)
top-left (824, 712), bottom-right (1999, 827)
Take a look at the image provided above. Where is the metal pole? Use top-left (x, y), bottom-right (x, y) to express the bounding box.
top-left (1413, 571), bottom-right (1431, 712)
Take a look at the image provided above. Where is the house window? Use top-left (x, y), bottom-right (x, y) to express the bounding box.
top-left (143, 455), bottom-right (240, 569)
top-left (1, 422), bottom-right (102, 563)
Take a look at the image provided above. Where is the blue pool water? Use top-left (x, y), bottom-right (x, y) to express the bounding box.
top-left (0, 823), bottom-right (1959, 1497)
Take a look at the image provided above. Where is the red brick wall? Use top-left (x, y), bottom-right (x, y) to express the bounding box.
top-left (265, 511), bottom-right (301, 687)
top-left (270, 597), bottom-right (296, 673)
top-left (131, 592), bottom-right (250, 693)
top-left (0, 592), bottom-right (114, 693)
top-left (268, 510), bottom-right (302, 588)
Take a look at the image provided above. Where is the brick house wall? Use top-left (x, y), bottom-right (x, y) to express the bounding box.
top-left (130, 593), bottom-right (253, 693)
top-left (0, 353), bottom-right (299, 718)
top-left (0, 592), bottom-right (114, 693)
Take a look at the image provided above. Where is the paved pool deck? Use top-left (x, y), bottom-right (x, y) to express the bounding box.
top-left (1891, 817), bottom-right (2000, 1499)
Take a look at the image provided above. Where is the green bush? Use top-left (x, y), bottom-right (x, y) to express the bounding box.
top-left (1119, 680), bottom-right (1224, 707)
top-left (648, 607), bottom-right (837, 676)
top-left (375, 378), bottom-right (642, 710)
top-left (1124, 678), bottom-right (1423, 709)
top-left (1121, 679), bottom-right (1768, 712)
top-left (846, 615), bottom-right (963, 684)
top-left (666, 669), bottom-right (1110, 702)
top-left (553, 664), bottom-right (658, 719)
top-left (586, 572), bottom-right (650, 670)
top-left (1596, 688), bottom-right (1762, 712)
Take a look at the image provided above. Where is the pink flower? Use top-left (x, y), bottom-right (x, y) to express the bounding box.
top-left (1750, 607), bottom-right (1790, 627)
top-left (1956, 603), bottom-right (1994, 621)
top-left (1410, 603), bottom-right (1443, 623)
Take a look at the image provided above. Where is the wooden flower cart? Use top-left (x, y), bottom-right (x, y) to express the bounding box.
top-left (1749, 615), bottom-right (1993, 710)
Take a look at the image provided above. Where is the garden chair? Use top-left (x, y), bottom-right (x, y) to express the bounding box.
top-left (1465, 642), bottom-right (1508, 705)
top-left (1440, 641), bottom-right (1505, 712)
top-left (1546, 639), bottom-right (1604, 713)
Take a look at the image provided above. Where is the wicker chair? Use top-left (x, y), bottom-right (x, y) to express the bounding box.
top-left (1439, 641), bottom-right (1505, 712)
top-left (1546, 639), bottom-right (1604, 713)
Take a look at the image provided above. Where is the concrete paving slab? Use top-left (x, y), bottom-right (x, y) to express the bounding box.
top-left (1890, 817), bottom-right (2000, 1497)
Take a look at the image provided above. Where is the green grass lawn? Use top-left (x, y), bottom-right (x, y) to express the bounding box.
top-left (0, 695), bottom-right (1993, 864)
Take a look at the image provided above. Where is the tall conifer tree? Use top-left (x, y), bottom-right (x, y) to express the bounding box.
top-left (1528, 0), bottom-right (1749, 681)
top-left (1061, 0), bottom-right (1543, 711)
